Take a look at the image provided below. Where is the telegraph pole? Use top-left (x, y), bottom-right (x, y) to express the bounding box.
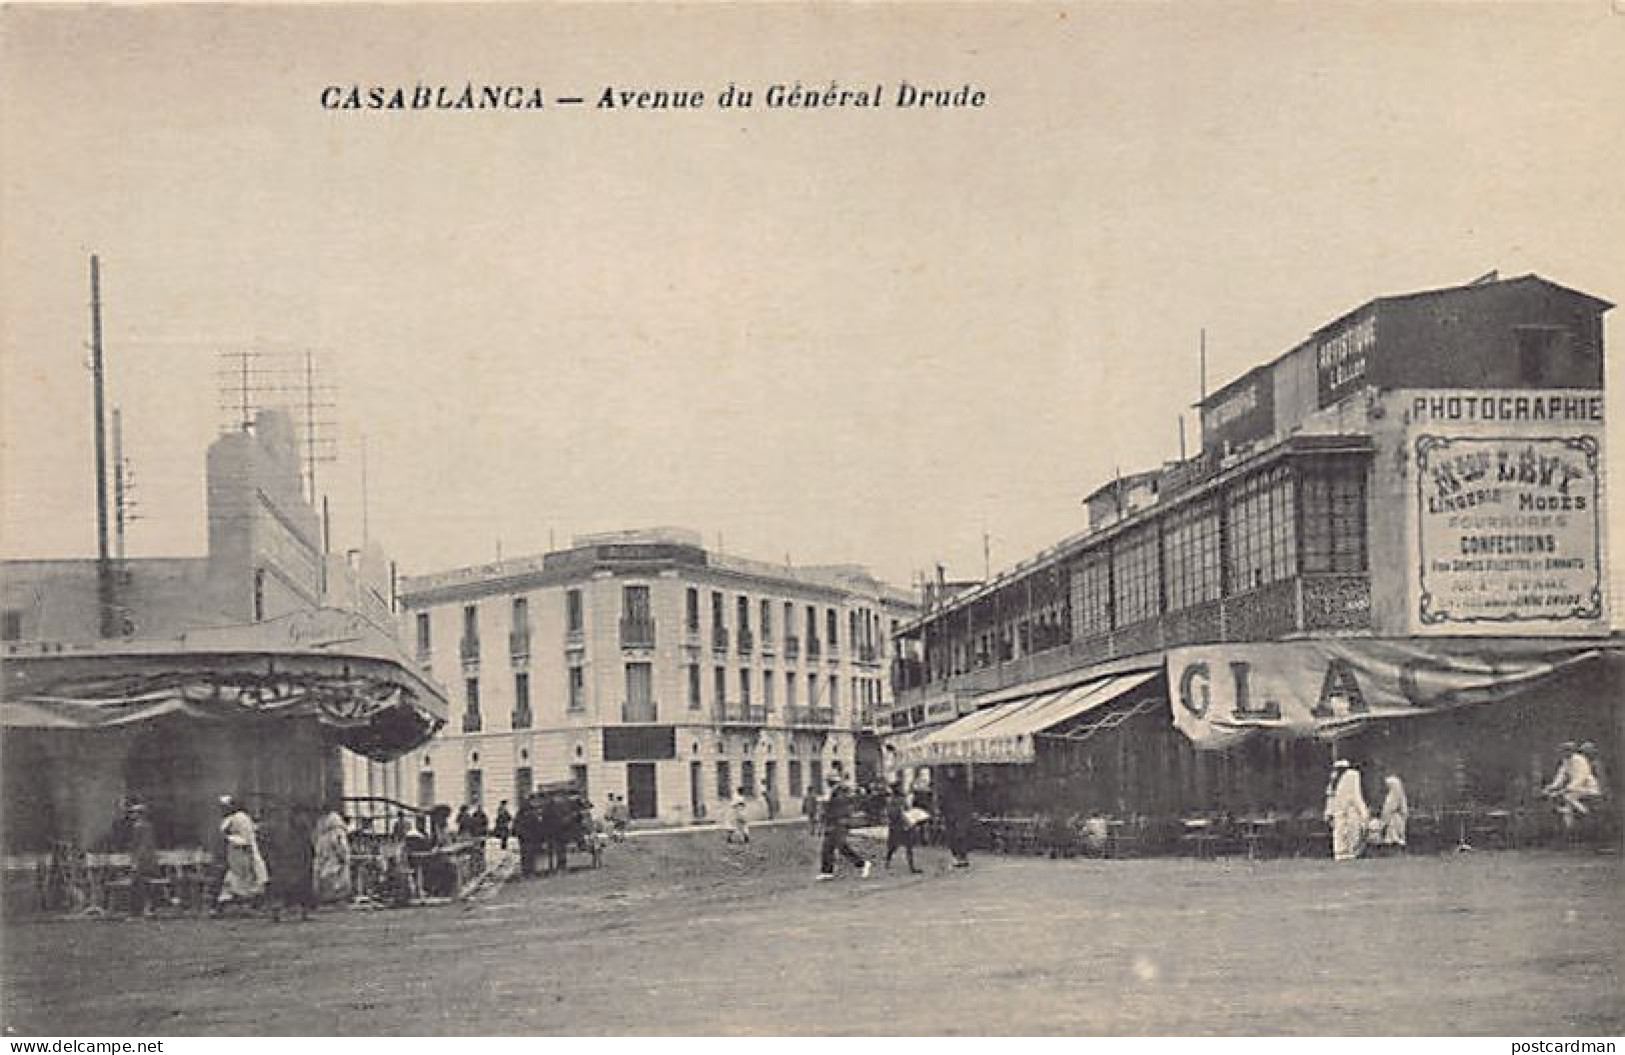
top-left (112, 406), bottom-right (127, 560)
top-left (90, 255), bottom-right (114, 637)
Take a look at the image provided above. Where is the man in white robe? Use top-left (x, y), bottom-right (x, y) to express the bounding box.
top-left (1323, 760), bottom-right (1368, 861)
top-left (1375, 772), bottom-right (1408, 850)
top-left (217, 796), bottom-right (269, 906)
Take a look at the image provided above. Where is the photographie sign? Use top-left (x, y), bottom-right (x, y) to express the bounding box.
top-left (1407, 389), bottom-right (1606, 633)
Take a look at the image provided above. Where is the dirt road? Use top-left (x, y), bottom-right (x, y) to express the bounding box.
top-left (3, 826), bottom-right (1619, 1035)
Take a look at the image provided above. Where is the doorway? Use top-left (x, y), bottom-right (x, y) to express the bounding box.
top-left (627, 762), bottom-right (658, 820)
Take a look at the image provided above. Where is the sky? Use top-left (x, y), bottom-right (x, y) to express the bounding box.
top-left (2, 3), bottom-right (1623, 600)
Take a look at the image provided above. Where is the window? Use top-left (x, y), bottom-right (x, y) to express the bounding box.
top-left (686, 587), bottom-right (700, 631)
top-left (716, 761), bottom-right (732, 800)
top-left (1, 609), bottom-right (23, 642)
top-left (465, 768), bottom-right (483, 807)
top-left (571, 765), bottom-right (589, 797)
top-left (566, 589), bottom-right (583, 634)
top-left (624, 662), bottom-right (654, 721)
top-left (711, 591), bottom-right (725, 629)
top-left (1227, 464), bottom-right (1297, 591)
top-left (739, 668), bottom-right (752, 706)
top-left (1070, 552), bottom-right (1111, 637)
top-left (1301, 459), bottom-right (1368, 573)
top-left (1111, 524), bottom-right (1162, 626)
top-left (784, 602), bottom-right (795, 644)
top-left (789, 759), bottom-right (803, 797)
top-left (512, 596), bottom-right (529, 633)
top-left (806, 606), bottom-right (817, 642)
top-left (567, 665), bottom-right (585, 712)
top-left (828, 675), bottom-right (839, 711)
top-left (786, 671), bottom-right (797, 708)
top-left (687, 663), bottom-right (702, 710)
top-left (1164, 497), bottom-right (1222, 611)
top-left (623, 584), bottom-right (651, 622)
top-left (741, 760), bottom-right (755, 797)
top-left (515, 766), bottom-right (533, 799)
top-left (714, 666), bottom-right (727, 709)
top-left (760, 599), bottom-right (773, 640)
top-left (737, 595), bottom-right (750, 632)
top-left (807, 673), bottom-right (819, 707)
top-left (463, 677), bottom-right (482, 732)
top-left (762, 672), bottom-right (775, 712)
top-left (827, 608), bottom-right (839, 649)
top-left (809, 760), bottom-right (824, 793)
top-left (463, 604), bottom-right (479, 643)
top-left (415, 612), bottom-right (431, 655)
top-left (513, 672), bottom-right (532, 729)
top-left (417, 770), bottom-right (436, 809)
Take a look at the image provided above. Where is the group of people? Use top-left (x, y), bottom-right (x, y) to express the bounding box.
top-left (1321, 760), bottom-right (1409, 862)
top-left (208, 795), bottom-right (352, 919)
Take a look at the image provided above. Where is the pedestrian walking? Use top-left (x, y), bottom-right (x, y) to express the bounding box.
top-left (803, 786), bottom-right (820, 835)
top-left (455, 805), bottom-right (473, 841)
top-left (493, 800), bottom-right (513, 850)
top-left (884, 782), bottom-right (923, 873)
top-left (216, 795), bottom-right (268, 912)
top-left (817, 777), bottom-right (871, 880)
top-left (764, 783), bottom-right (780, 821)
top-left (1372, 769), bottom-right (1409, 853)
top-left (470, 802), bottom-right (490, 842)
top-left (937, 770), bottom-right (974, 868)
top-left (312, 802), bottom-right (352, 903)
top-left (727, 787), bottom-right (751, 844)
top-left (1323, 759), bottom-right (1369, 861)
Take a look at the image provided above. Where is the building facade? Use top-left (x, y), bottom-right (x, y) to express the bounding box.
top-left (889, 273), bottom-right (1617, 825)
top-left (399, 528), bottom-right (918, 824)
top-left (2, 410), bottom-right (441, 853)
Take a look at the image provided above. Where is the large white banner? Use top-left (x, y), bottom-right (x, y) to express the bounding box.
top-left (1165, 639), bottom-right (1602, 749)
top-left (1404, 389), bottom-right (1607, 634)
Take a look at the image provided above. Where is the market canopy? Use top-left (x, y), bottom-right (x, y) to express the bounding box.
top-left (2, 608), bottom-right (447, 761)
top-left (893, 669), bottom-right (1160, 766)
top-left (1164, 638), bottom-right (1617, 750)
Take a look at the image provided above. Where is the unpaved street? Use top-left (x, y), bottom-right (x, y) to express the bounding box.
top-left (3, 826), bottom-right (1620, 1035)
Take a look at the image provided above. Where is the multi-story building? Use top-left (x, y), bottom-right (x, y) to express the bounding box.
top-left (890, 273), bottom-right (1618, 822)
top-left (399, 528), bottom-right (918, 824)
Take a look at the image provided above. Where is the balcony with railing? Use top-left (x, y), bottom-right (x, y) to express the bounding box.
top-left (857, 643), bottom-right (878, 665)
top-left (893, 571), bottom-right (1372, 706)
top-left (807, 637), bottom-right (822, 660)
top-left (711, 625), bottom-right (730, 654)
top-left (737, 627), bottom-right (754, 656)
top-left (458, 636), bottom-right (480, 666)
top-left (684, 620), bottom-right (702, 645)
top-left (784, 635), bottom-right (800, 660)
top-left (511, 707), bottom-right (533, 731)
top-left (620, 617), bottom-right (657, 650)
top-left (789, 706), bottom-right (835, 727)
top-left (462, 709), bottom-right (483, 733)
top-left (760, 632), bottom-right (775, 656)
top-left (621, 699), bottom-right (659, 723)
top-left (415, 646), bottom-right (433, 670)
top-left (508, 628), bottom-right (531, 661)
top-left (714, 703), bottom-right (768, 726)
top-left (827, 638), bottom-right (841, 661)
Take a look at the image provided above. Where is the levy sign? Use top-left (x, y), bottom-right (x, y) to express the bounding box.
top-left (1166, 640), bottom-right (1600, 749)
top-left (1405, 389), bottom-right (1606, 633)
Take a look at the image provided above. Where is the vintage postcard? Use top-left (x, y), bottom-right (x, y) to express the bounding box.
top-left (1, 1), bottom-right (1621, 1040)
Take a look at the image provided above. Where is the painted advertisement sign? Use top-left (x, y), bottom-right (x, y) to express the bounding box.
top-left (1316, 312), bottom-right (1377, 407)
top-left (1406, 389), bottom-right (1606, 634)
top-left (1165, 640), bottom-right (1601, 749)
